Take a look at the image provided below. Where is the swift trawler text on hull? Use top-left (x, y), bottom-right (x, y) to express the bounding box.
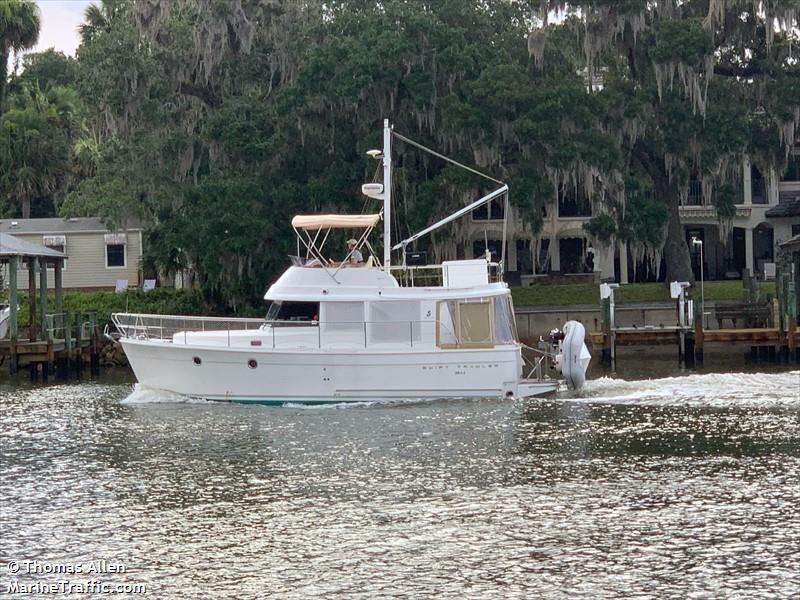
top-left (114, 120), bottom-right (590, 404)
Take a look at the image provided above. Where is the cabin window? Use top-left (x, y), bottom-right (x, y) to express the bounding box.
top-left (458, 301), bottom-right (493, 346)
top-left (368, 301), bottom-right (421, 343)
top-left (437, 301), bottom-right (459, 346)
top-left (323, 302), bottom-right (364, 332)
top-left (266, 301), bottom-right (319, 323)
top-left (106, 244), bottom-right (126, 268)
top-left (437, 299), bottom-right (495, 348)
top-left (493, 296), bottom-right (516, 344)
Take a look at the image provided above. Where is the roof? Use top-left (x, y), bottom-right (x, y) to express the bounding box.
top-left (0, 217), bottom-right (143, 234)
top-left (779, 234), bottom-right (800, 250)
top-left (291, 213), bottom-right (381, 230)
top-left (0, 232), bottom-right (67, 259)
top-left (765, 191), bottom-right (800, 217)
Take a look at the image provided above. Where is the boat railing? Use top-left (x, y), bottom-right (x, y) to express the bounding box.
top-left (112, 313), bottom-right (267, 344)
top-left (112, 312), bottom-right (467, 350)
top-left (389, 262), bottom-right (503, 287)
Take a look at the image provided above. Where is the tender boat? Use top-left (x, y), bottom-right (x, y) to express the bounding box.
top-left (114, 120), bottom-right (590, 404)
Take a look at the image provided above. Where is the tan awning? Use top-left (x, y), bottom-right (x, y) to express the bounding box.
top-left (291, 214), bottom-right (381, 230)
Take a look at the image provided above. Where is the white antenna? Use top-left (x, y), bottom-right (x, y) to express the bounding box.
top-left (382, 119), bottom-right (392, 271)
top-left (383, 119), bottom-right (392, 273)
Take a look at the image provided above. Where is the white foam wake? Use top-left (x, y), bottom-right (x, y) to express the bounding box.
top-left (121, 383), bottom-right (208, 404)
top-left (561, 370), bottom-right (800, 407)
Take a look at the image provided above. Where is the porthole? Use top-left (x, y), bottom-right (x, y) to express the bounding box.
top-left (248, 359), bottom-right (258, 369)
top-left (193, 356), bottom-right (202, 366)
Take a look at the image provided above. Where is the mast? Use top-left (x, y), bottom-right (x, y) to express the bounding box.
top-left (383, 119), bottom-right (392, 271)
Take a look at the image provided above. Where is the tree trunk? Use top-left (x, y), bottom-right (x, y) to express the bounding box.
top-left (634, 143), bottom-right (695, 284)
top-left (662, 188), bottom-right (694, 284)
top-left (22, 197), bottom-right (31, 219)
top-left (0, 49), bottom-right (7, 110)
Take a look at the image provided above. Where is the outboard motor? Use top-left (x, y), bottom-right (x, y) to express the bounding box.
top-left (548, 321), bottom-right (591, 390)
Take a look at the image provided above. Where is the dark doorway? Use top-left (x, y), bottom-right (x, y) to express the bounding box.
top-left (559, 238), bottom-right (585, 274)
top-left (516, 239), bottom-right (533, 275)
top-left (729, 227), bottom-right (746, 277)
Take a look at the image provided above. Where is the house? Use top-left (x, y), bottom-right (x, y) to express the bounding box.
top-left (0, 217), bottom-right (144, 291)
top-left (454, 148), bottom-right (800, 284)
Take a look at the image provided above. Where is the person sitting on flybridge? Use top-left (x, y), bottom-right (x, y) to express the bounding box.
top-left (346, 238), bottom-right (364, 265)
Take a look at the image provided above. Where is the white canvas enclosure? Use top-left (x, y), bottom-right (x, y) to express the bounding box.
top-left (291, 214), bottom-right (381, 229)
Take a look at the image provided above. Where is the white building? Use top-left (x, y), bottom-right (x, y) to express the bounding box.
top-left (460, 150), bottom-right (800, 283)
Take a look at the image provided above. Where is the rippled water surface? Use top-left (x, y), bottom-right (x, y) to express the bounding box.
top-left (1, 367), bottom-right (799, 598)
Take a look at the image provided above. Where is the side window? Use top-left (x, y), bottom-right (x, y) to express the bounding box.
top-left (436, 299), bottom-right (497, 348)
top-left (322, 302), bottom-right (364, 332)
top-left (106, 244), bottom-right (126, 268)
top-left (458, 301), bottom-right (493, 345)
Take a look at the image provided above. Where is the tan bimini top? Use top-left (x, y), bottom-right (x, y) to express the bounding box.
top-left (291, 214), bottom-right (381, 230)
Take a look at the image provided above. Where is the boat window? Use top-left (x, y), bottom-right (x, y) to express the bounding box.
top-left (458, 301), bottom-right (493, 346)
top-left (493, 296), bottom-right (516, 344)
top-left (368, 301), bottom-right (421, 343)
top-left (437, 301), bottom-right (459, 346)
top-left (265, 301), bottom-right (319, 323)
top-left (437, 298), bottom-right (497, 348)
top-left (322, 302), bottom-right (364, 332)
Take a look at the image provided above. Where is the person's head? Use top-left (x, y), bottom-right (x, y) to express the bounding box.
top-left (347, 238), bottom-right (357, 249)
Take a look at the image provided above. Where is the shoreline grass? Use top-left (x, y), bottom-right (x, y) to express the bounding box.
top-left (511, 280), bottom-right (775, 307)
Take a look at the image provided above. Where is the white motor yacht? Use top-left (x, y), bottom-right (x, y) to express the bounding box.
top-left (114, 120), bottom-right (590, 404)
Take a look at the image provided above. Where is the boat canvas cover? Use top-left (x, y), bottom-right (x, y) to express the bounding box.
top-left (291, 214), bottom-right (380, 230)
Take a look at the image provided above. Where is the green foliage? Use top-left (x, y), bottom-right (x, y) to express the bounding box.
top-left (0, 0), bottom-right (40, 107)
top-left (511, 281), bottom-right (777, 307)
top-left (583, 214), bottom-right (617, 242)
top-left (11, 288), bottom-right (213, 327)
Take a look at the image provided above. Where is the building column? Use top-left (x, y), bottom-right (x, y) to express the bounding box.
top-left (619, 240), bottom-right (629, 284)
top-left (28, 258), bottom-right (38, 341)
top-left (54, 259), bottom-right (63, 316)
top-left (768, 166), bottom-right (780, 205)
top-left (551, 238), bottom-right (561, 271)
top-left (39, 260), bottom-right (48, 341)
top-left (507, 238), bottom-right (518, 272)
top-left (8, 256), bottom-right (18, 341)
top-left (595, 243), bottom-right (613, 279)
top-left (743, 156), bottom-right (752, 205)
top-left (745, 226), bottom-right (754, 275)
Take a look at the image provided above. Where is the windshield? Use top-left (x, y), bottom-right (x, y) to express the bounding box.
top-left (265, 301), bottom-right (319, 323)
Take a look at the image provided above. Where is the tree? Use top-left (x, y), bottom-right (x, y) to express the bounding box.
top-left (67, 0), bottom-right (612, 308)
top-left (0, 0), bottom-right (40, 109)
top-left (532, 1), bottom-right (800, 282)
top-left (0, 82), bottom-right (82, 217)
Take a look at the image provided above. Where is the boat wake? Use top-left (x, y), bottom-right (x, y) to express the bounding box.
top-left (121, 384), bottom-right (208, 405)
top-left (559, 370), bottom-right (800, 407)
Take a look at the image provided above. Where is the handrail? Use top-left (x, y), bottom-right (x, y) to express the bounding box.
top-left (110, 312), bottom-right (482, 350)
top-left (113, 312), bottom-right (265, 324)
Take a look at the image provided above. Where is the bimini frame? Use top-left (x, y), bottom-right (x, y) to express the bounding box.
top-left (291, 213), bottom-right (382, 278)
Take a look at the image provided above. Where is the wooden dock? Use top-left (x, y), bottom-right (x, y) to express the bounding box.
top-left (591, 327), bottom-right (784, 346)
top-left (0, 314), bottom-right (101, 379)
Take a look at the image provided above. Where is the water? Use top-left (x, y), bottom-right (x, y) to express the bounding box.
top-left (1, 365), bottom-right (799, 599)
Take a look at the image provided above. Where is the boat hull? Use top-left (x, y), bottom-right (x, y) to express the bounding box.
top-left (120, 338), bottom-right (557, 403)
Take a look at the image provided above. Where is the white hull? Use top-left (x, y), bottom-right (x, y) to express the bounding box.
top-left (121, 338), bottom-right (557, 403)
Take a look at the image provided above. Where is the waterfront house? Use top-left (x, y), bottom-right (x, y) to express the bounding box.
top-left (454, 148), bottom-right (800, 284)
top-left (0, 217), bottom-right (143, 291)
